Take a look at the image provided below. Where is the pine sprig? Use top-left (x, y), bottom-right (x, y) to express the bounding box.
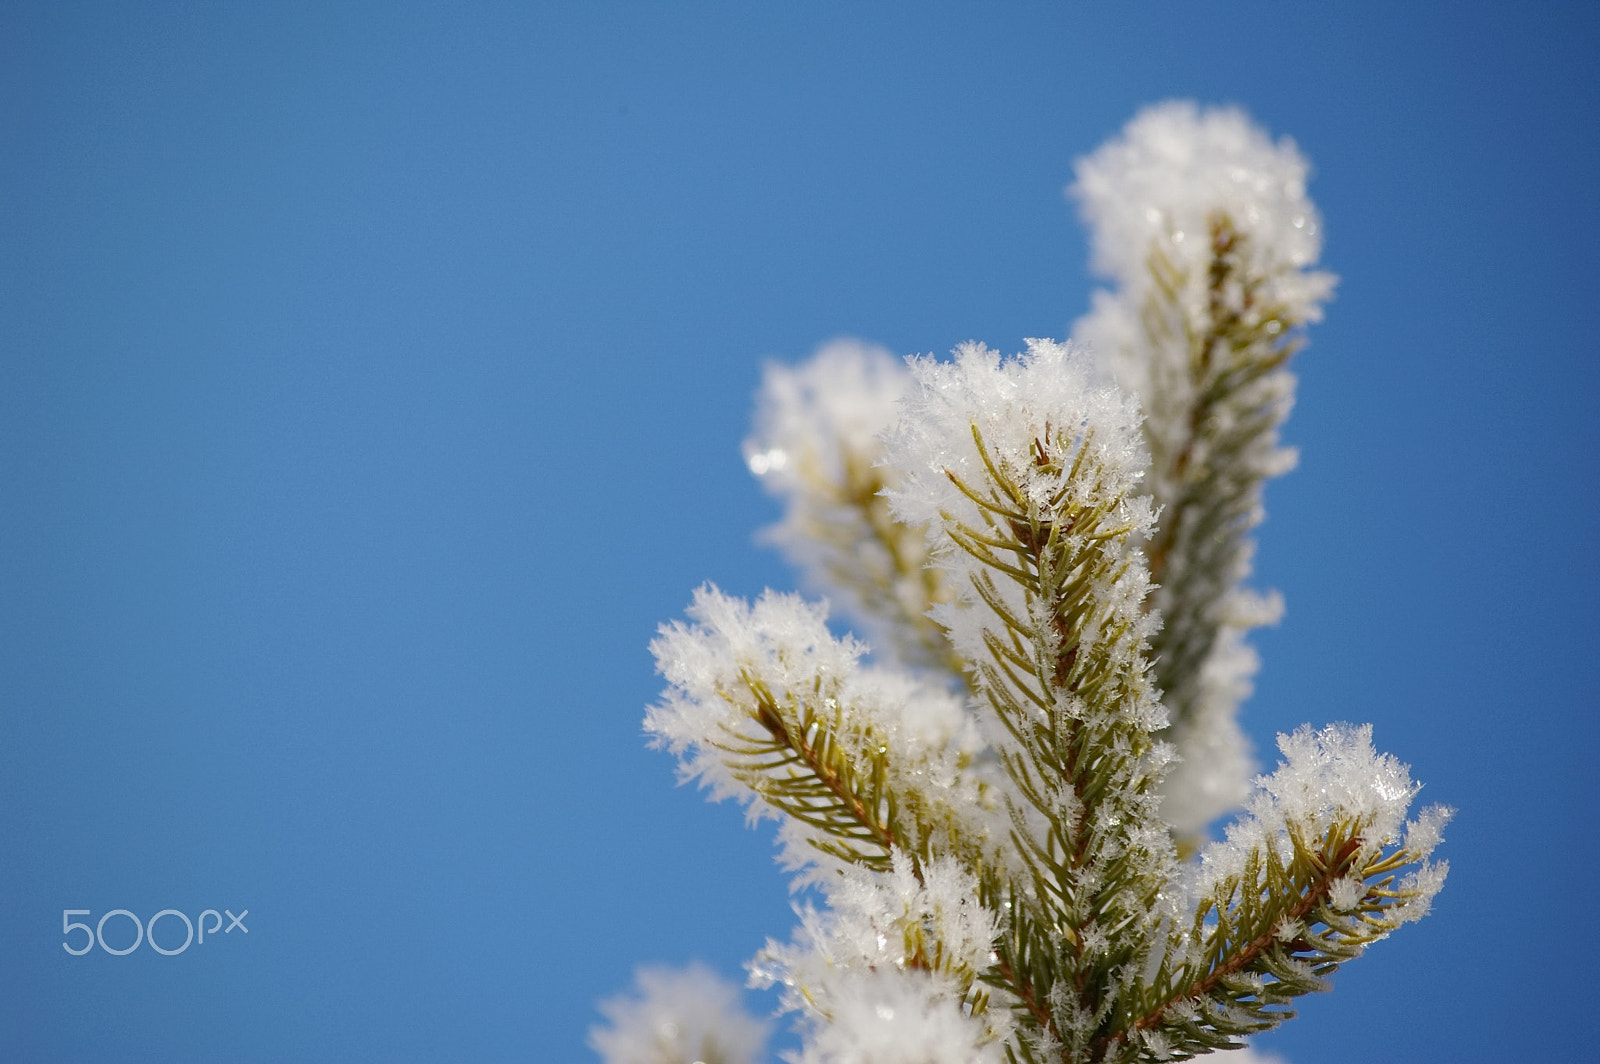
top-left (1103, 819), bottom-right (1443, 1061)
top-left (746, 341), bottom-right (962, 677)
top-left (646, 586), bottom-right (997, 889)
top-left (1142, 214), bottom-right (1304, 741)
top-left (710, 670), bottom-right (904, 872)
top-left (1071, 103), bottom-right (1340, 836)
top-left (931, 420), bottom-right (1175, 1061)
top-left (789, 445), bottom-right (964, 677)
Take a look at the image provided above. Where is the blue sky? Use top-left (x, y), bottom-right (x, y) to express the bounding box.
top-left (2, 3), bottom-right (1596, 1061)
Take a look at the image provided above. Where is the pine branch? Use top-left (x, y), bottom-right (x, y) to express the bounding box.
top-left (790, 445), bottom-right (966, 677)
top-left (1098, 819), bottom-right (1444, 1061)
top-left (925, 413), bottom-right (1175, 1061)
top-left (624, 105), bottom-right (1448, 1064)
top-left (647, 587), bottom-right (996, 888)
top-left (1081, 723), bottom-right (1451, 1062)
top-left (711, 670), bottom-right (903, 871)
top-left (1142, 215), bottom-right (1303, 737)
top-left (747, 341), bottom-right (965, 678)
top-left (1073, 103), bottom-right (1339, 835)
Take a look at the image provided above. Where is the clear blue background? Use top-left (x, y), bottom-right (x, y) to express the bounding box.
top-left (3, 3), bottom-right (1595, 1061)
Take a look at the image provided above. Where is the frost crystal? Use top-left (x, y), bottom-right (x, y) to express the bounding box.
top-left (786, 968), bottom-right (1003, 1064)
top-left (1261, 723), bottom-right (1418, 839)
top-left (589, 963), bottom-right (769, 1064)
top-left (1073, 101), bottom-right (1330, 290)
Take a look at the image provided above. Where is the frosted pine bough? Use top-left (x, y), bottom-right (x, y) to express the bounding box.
top-left (594, 103), bottom-right (1448, 1064)
top-left (1071, 102), bottom-right (1338, 835)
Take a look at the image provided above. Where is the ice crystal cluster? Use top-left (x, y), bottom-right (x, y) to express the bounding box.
top-left (591, 103), bottom-right (1448, 1064)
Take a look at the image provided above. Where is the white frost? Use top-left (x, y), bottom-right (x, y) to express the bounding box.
top-left (646, 585), bottom-right (991, 881)
top-left (589, 962), bottom-right (769, 1064)
top-left (1197, 724), bottom-right (1451, 920)
top-left (884, 339), bottom-right (1148, 537)
top-left (752, 851), bottom-right (1011, 1056)
top-left (743, 340), bottom-right (940, 665)
top-left (745, 338), bottom-right (910, 494)
top-left (785, 968), bottom-right (1003, 1064)
top-left (883, 339), bottom-right (1159, 718)
top-left (1071, 99), bottom-right (1334, 313)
